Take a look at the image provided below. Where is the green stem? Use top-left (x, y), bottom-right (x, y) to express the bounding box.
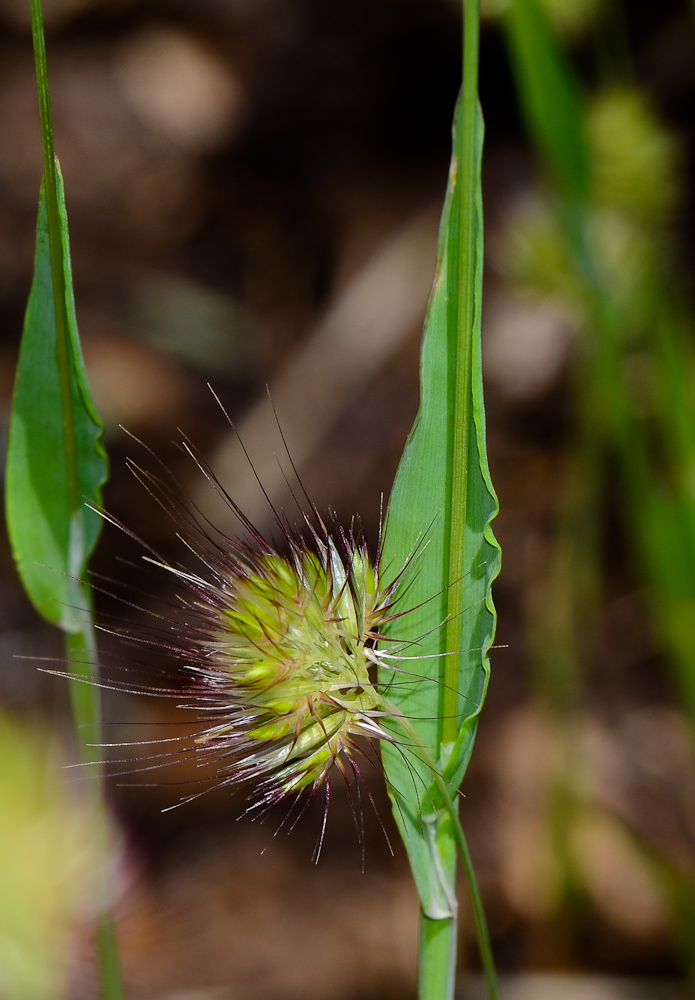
top-left (66, 625), bottom-right (101, 771)
top-left (427, 752), bottom-right (499, 1000)
top-left (419, 915), bottom-right (457, 1000)
top-left (67, 604), bottom-right (125, 1000)
top-left (382, 701), bottom-right (501, 1000)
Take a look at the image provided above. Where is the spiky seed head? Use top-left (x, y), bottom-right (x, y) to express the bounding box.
top-left (96, 438), bottom-right (412, 827)
top-left (175, 524), bottom-right (399, 812)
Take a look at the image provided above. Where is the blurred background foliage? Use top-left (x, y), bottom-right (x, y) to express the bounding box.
top-left (0, 714), bottom-right (104, 1000)
top-left (3, 0), bottom-right (695, 997)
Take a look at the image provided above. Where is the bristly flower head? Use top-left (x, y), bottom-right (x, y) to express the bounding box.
top-left (101, 433), bottom-right (410, 834)
top-left (175, 519), bottom-right (400, 814)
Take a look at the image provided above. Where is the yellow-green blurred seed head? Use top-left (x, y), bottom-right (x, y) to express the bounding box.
top-left (496, 194), bottom-right (658, 326)
top-left (587, 86), bottom-right (681, 226)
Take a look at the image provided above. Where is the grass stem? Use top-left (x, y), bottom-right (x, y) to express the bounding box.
top-left (67, 607), bottom-right (125, 1000)
top-left (419, 915), bottom-right (457, 1000)
top-left (383, 701), bottom-right (500, 1000)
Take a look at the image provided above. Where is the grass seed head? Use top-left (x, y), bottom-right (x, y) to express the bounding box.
top-left (96, 435), bottom-right (418, 838)
top-left (168, 518), bottom-right (399, 812)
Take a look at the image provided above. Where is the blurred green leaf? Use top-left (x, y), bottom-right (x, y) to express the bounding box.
top-left (5, 169), bottom-right (107, 631)
top-left (503, 0), bottom-right (695, 978)
top-left (379, 95), bottom-right (500, 919)
top-left (505, 0), bottom-right (589, 205)
top-left (505, 0), bottom-right (695, 730)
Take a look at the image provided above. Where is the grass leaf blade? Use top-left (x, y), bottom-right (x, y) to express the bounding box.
top-left (6, 170), bottom-right (107, 630)
top-left (379, 90), bottom-right (500, 919)
top-left (505, 0), bottom-right (589, 204)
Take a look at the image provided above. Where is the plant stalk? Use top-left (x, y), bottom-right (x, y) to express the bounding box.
top-left (67, 618), bottom-right (124, 1000)
top-left (383, 700), bottom-right (501, 1000)
top-left (419, 915), bottom-right (458, 1000)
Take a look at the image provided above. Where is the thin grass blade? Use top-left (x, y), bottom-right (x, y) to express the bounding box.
top-left (504, 0), bottom-right (589, 205)
top-left (5, 170), bottom-right (107, 630)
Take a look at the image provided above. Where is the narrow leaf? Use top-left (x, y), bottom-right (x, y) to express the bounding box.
top-left (378, 94), bottom-right (500, 916)
top-left (5, 168), bottom-right (107, 631)
top-left (505, 0), bottom-right (589, 205)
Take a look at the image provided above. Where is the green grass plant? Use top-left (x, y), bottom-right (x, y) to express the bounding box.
top-left (4, 1), bottom-right (122, 996)
top-left (380, 1), bottom-right (501, 997)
